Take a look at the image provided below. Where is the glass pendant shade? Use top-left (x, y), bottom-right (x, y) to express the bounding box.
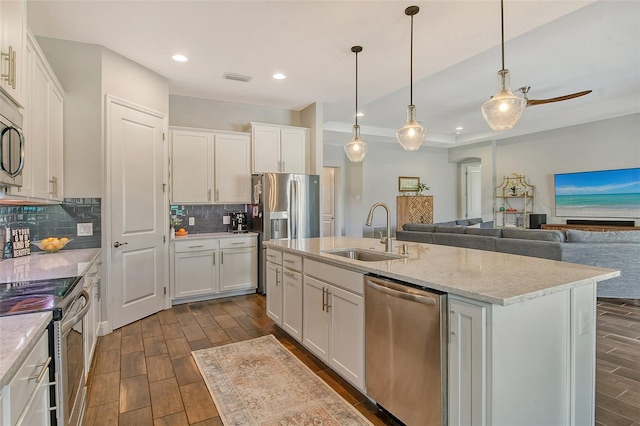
top-left (344, 124), bottom-right (368, 162)
top-left (396, 105), bottom-right (426, 151)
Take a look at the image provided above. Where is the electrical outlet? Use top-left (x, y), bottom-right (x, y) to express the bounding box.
top-left (77, 223), bottom-right (93, 236)
top-left (188, 217), bottom-right (195, 226)
top-left (579, 310), bottom-right (590, 335)
top-left (223, 216), bottom-right (231, 225)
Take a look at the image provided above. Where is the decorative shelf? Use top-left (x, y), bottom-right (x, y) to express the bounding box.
top-left (495, 174), bottom-right (535, 228)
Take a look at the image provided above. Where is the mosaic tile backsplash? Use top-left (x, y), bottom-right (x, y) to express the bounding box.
top-left (170, 204), bottom-right (249, 234)
top-left (0, 198), bottom-right (102, 257)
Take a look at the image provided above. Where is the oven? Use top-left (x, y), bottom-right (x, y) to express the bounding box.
top-left (0, 275), bottom-right (90, 425)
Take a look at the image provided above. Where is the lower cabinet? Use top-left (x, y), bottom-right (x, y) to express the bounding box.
top-left (265, 260), bottom-right (282, 324)
top-left (282, 268), bottom-right (303, 341)
top-left (1, 330), bottom-right (51, 426)
top-left (171, 235), bottom-right (257, 303)
top-left (83, 255), bottom-right (102, 380)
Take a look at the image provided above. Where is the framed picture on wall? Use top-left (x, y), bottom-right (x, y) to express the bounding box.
top-left (398, 176), bottom-right (420, 192)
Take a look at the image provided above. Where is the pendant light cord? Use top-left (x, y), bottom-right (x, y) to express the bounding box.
top-left (355, 49), bottom-right (359, 127)
top-left (410, 13), bottom-right (414, 105)
top-left (500, 0), bottom-right (505, 71)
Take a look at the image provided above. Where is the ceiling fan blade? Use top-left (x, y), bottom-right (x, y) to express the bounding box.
top-left (526, 90), bottom-right (592, 107)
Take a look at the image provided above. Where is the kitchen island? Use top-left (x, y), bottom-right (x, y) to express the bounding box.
top-left (263, 236), bottom-right (619, 426)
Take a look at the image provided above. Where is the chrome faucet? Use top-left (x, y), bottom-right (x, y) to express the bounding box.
top-left (365, 202), bottom-right (392, 252)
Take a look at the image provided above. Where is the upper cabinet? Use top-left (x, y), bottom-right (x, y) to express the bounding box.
top-left (7, 30), bottom-right (64, 201)
top-left (0, 0), bottom-right (27, 107)
top-left (170, 127), bottom-right (250, 204)
top-left (247, 123), bottom-right (308, 174)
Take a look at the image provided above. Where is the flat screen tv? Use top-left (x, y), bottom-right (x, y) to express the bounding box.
top-left (554, 168), bottom-right (640, 218)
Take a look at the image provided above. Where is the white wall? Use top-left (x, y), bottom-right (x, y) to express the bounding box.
top-left (169, 95), bottom-right (300, 131)
top-left (451, 113), bottom-right (640, 225)
top-left (300, 102), bottom-right (323, 175)
top-left (449, 141), bottom-right (495, 221)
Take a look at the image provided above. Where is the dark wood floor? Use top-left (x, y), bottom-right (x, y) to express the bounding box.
top-left (84, 295), bottom-right (640, 426)
top-left (595, 298), bottom-right (640, 426)
top-left (83, 294), bottom-right (400, 426)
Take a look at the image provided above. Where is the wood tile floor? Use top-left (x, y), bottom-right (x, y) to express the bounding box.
top-left (596, 298), bottom-right (640, 426)
top-left (83, 294), bottom-right (401, 426)
top-left (84, 295), bottom-right (640, 426)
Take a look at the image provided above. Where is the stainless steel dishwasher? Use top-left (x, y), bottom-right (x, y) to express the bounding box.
top-left (365, 275), bottom-right (447, 426)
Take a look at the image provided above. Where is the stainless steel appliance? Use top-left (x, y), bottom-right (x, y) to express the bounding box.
top-left (0, 276), bottom-right (90, 426)
top-left (230, 211), bottom-right (248, 233)
top-left (365, 275), bottom-right (447, 426)
top-left (0, 95), bottom-right (25, 188)
top-left (250, 173), bottom-right (320, 293)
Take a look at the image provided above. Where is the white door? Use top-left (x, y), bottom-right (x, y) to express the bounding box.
top-left (463, 164), bottom-right (482, 219)
top-left (322, 167), bottom-right (335, 237)
top-left (108, 98), bottom-right (167, 330)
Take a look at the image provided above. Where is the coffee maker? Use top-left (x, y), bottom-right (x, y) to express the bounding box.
top-left (230, 212), bottom-right (248, 233)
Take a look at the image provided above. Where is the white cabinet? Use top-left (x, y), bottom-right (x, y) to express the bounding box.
top-left (303, 259), bottom-right (365, 391)
top-left (170, 127), bottom-right (251, 204)
top-left (171, 235), bottom-right (257, 303)
top-left (248, 122), bottom-right (308, 174)
top-left (8, 31), bottom-right (64, 201)
top-left (281, 253), bottom-right (303, 342)
top-left (1, 330), bottom-right (51, 426)
top-left (265, 259), bottom-right (282, 324)
top-left (84, 255), bottom-right (102, 378)
top-left (0, 0), bottom-right (27, 107)
top-left (219, 237), bottom-right (257, 292)
top-left (173, 239), bottom-right (218, 299)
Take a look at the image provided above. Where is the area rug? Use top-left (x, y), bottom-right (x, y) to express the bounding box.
top-left (191, 334), bottom-right (373, 426)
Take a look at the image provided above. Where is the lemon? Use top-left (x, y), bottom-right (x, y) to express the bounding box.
top-left (60, 237), bottom-right (69, 243)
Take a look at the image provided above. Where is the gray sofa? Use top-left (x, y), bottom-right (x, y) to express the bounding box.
top-left (397, 223), bottom-right (640, 299)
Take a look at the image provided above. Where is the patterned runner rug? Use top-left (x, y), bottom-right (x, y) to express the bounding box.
top-left (192, 334), bottom-right (373, 426)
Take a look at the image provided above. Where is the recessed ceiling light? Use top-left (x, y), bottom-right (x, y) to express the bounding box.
top-left (172, 54), bottom-right (188, 62)
top-left (273, 73), bottom-right (286, 80)
top-left (455, 126), bottom-right (464, 131)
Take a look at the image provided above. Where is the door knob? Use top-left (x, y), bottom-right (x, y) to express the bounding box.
top-left (113, 241), bottom-right (128, 248)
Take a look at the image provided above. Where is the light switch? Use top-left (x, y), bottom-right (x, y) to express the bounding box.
top-left (189, 217), bottom-right (195, 226)
top-left (77, 223), bottom-right (93, 236)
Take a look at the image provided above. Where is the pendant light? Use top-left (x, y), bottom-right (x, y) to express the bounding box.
top-left (481, 0), bottom-right (527, 131)
top-left (396, 5), bottom-right (426, 151)
top-left (344, 45), bottom-right (369, 162)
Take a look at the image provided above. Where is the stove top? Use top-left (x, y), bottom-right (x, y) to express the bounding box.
top-left (0, 276), bottom-right (82, 317)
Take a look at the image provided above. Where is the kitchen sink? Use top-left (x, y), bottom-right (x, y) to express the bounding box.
top-left (322, 248), bottom-right (406, 262)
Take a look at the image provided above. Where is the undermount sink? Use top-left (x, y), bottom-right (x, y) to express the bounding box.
top-left (322, 248), bottom-right (406, 262)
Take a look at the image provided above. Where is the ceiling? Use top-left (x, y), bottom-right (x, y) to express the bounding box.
top-left (28, 1), bottom-right (640, 148)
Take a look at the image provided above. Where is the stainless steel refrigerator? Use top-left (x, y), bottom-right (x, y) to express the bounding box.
top-left (250, 173), bottom-right (320, 293)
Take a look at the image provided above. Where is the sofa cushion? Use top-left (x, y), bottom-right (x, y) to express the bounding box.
top-left (566, 229), bottom-right (640, 243)
top-left (433, 233), bottom-right (497, 251)
top-left (435, 226), bottom-right (466, 234)
top-left (396, 230), bottom-right (434, 244)
top-left (467, 217), bottom-right (483, 225)
top-left (402, 223), bottom-right (437, 233)
top-left (435, 221), bottom-right (458, 227)
top-left (456, 219), bottom-right (470, 226)
top-left (495, 239), bottom-right (563, 261)
top-left (502, 228), bottom-right (566, 243)
top-left (466, 227), bottom-right (503, 238)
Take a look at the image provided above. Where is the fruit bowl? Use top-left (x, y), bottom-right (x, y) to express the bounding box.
top-left (33, 237), bottom-right (73, 253)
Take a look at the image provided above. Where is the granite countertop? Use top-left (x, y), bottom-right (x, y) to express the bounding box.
top-left (0, 312), bottom-right (52, 387)
top-left (264, 237), bottom-right (620, 306)
top-left (0, 248), bottom-right (101, 283)
top-left (171, 232), bottom-right (257, 241)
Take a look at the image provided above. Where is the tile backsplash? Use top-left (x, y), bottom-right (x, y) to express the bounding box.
top-left (170, 204), bottom-right (249, 234)
top-left (0, 198), bottom-right (102, 255)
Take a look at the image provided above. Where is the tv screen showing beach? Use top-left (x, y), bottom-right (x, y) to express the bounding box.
top-left (554, 168), bottom-right (640, 218)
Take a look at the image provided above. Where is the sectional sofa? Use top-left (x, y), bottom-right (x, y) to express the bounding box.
top-left (396, 222), bottom-right (640, 299)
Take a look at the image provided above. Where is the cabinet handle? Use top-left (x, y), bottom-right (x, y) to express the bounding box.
top-left (325, 289), bottom-right (331, 312)
top-left (213, 253), bottom-right (215, 265)
top-left (1, 46), bottom-right (16, 88)
top-left (221, 251), bottom-right (224, 264)
top-left (49, 176), bottom-right (58, 196)
top-left (284, 259), bottom-right (294, 264)
top-left (275, 268), bottom-right (279, 286)
top-left (321, 287), bottom-right (326, 312)
top-left (207, 189), bottom-right (211, 201)
top-left (29, 357), bottom-right (52, 382)
top-left (282, 161), bottom-right (285, 171)
top-left (284, 270), bottom-right (296, 278)
top-left (231, 242), bottom-right (245, 245)
top-left (216, 189), bottom-right (219, 201)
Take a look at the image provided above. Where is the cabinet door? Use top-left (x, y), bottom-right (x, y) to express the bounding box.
top-left (174, 251), bottom-right (217, 298)
top-left (302, 276), bottom-right (330, 363)
top-left (0, 0), bottom-right (26, 107)
top-left (219, 247), bottom-right (256, 292)
top-left (328, 284), bottom-right (365, 390)
top-left (30, 55), bottom-right (51, 200)
top-left (214, 133), bottom-right (250, 203)
top-left (265, 261), bottom-right (282, 324)
top-left (16, 379), bottom-right (50, 426)
top-left (448, 298), bottom-right (487, 426)
top-left (48, 85), bottom-right (64, 201)
top-left (280, 128), bottom-right (307, 174)
top-left (282, 269), bottom-right (303, 342)
top-left (170, 130), bottom-right (212, 203)
top-left (252, 125), bottom-right (280, 173)
top-left (83, 282), bottom-right (95, 379)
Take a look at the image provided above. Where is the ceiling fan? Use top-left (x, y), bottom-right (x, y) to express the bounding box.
top-left (519, 86), bottom-right (592, 107)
